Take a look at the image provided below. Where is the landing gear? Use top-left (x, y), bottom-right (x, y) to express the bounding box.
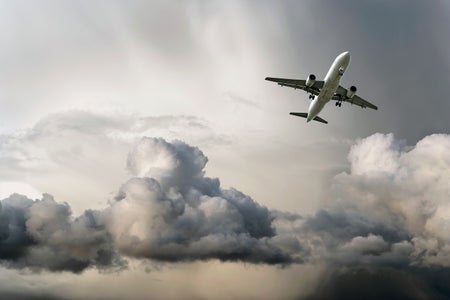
top-left (335, 101), bottom-right (342, 107)
top-left (309, 94), bottom-right (315, 100)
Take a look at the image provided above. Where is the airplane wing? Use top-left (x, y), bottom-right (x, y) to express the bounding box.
top-left (265, 77), bottom-right (324, 96)
top-left (333, 86), bottom-right (378, 110)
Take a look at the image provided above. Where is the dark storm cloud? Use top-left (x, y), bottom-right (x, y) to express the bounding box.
top-left (104, 137), bottom-right (295, 264)
top-left (286, 133), bottom-right (450, 269)
top-left (304, 267), bottom-right (450, 300)
top-left (0, 291), bottom-right (66, 300)
top-left (2, 132), bottom-right (450, 276)
top-left (289, 132), bottom-right (450, 299)
top-left (0, 194), bottom-right (124, 272)
top-left (0, 137), bottom-right (297, 271)
top-left (2, 131), bottom-right (450, 300)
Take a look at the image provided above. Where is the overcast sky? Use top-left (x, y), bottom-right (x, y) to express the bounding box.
top-left (1, 1), bottom-right (450, 299)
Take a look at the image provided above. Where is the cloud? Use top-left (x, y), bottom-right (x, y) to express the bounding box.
top-left (0, 292), bottom-right (64, 300)
top-left (271, 134), bottom-right (448, 273)
top-left (0, 194), bottom-right (124, 273)
top-left (0, 110), bottom-right (231, 214)
top-left (330, 133), bottom-right (450, 267)
top-left (0, 136), bottom-right (296, 272)
top-left (0, 110), bottom-right (228, 178)
top-left (105, 137), bottom-right (294, 264)
top-left (293, 132), bottom-right (450, 298)
top-left (2, 132), bottom-right (450, 300)
top-left (0, 181), bottom-right (42, 199)
top-left (304, 267), bottom-right (450, 300)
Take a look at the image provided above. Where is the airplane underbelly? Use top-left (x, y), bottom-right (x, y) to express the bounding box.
top-left (319, 81), bottom-right (338, 103)
top-left (309, 72), bottom-right (341, 119)
top-left (309, 98), bottom-right (325, 117)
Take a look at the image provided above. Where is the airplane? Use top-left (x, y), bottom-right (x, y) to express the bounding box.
top-left (265, 51), bottom-right (377, 124)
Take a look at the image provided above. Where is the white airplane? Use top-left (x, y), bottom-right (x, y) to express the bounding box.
top-left (266, 51), bottom-right (377, 124)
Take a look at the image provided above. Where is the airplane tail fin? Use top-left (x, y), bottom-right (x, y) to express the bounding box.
top-left (290, 112), bottom-right (328, 124)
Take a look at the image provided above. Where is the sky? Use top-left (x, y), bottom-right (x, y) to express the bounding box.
top-left (1, 0), bottom-right (450, 299)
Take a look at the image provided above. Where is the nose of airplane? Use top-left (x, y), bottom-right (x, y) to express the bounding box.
top-left (338, 51), bottom-right (350, 65)
top-left (340, 51), bottom-right (350, 63)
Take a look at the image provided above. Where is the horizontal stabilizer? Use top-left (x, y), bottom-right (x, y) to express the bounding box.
top-left (290, 112), bottom-right (308, 118)
top-left (290, 112), bottom-right (328, 124)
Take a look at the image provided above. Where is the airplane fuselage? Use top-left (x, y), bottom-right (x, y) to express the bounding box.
top-left (307, 51), bottom-right (350, 122)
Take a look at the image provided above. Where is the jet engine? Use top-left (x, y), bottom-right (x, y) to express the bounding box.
top-left (346, 85), bottom-right (357, 98)
top-left (306, 74), bottom-right (316, 87)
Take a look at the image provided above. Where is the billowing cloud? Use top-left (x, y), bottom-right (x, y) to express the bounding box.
top-left (316, 133), bottom-right (450, 268)
top-left (0, 110), bottom-right (231, 213)
top-left (1, 132), bottom-right (450, 300)
top-left (0, 136), bottom-right (297, 271)
top-left (0, 194), bottom-right (123, 272)
top-left (105, 137), bottom-right (294, 263)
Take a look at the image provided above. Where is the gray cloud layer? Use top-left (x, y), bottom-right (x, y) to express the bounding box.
top-left (1, 133), bottom-right (450, 276)
top-left (0, 193), bottom-right (124, 273)
top-left (1, 130), bottom-right (450, 299)
top-left (0, 137), bottom-right (295, 271)
top-left (304, 267), bottom-right (450, 300)
top-left (106, 137), bottom-right (291, 264)
top-left (287, 133), bottom-right (450, 269)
